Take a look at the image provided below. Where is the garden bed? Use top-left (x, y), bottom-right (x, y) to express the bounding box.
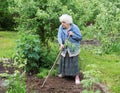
top-left (26, 75), bottom-right (107, 93)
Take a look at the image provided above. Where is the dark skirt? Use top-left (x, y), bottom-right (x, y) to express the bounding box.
top-left (58, 53), bottom-right (79, 76)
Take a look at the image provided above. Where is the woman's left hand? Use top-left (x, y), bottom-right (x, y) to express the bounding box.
top-left (68, 31), bottom-right (74, 36)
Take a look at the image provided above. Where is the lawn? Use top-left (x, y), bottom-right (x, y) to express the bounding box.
top-left (0, 31), bottom-right (18, 58)
top-left (80, 47), bottom-right (120, 93)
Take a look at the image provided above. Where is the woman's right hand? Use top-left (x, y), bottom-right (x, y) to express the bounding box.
top-left (60, 44), bottom-right (64, 50)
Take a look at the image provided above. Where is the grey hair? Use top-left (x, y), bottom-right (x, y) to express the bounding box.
top-left (59, 14), bottom-right (73, 24)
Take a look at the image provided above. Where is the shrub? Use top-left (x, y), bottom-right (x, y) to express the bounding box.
top-left (15, 32), bottom-right (41, 72)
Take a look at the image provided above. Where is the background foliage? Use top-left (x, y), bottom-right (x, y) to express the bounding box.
top-left (1, 0), bottom-right (119, 72)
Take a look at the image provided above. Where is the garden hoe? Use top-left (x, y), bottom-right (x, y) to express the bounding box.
top-left (41, 36), bottom-right (70, 88)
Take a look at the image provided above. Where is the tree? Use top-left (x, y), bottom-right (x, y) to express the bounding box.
top-left (0, 0), bottom-right (15, 30)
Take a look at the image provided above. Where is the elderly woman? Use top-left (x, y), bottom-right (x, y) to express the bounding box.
top-left (57, 14), bottom-right (82, 84)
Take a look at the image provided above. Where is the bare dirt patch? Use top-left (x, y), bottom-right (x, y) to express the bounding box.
top-left (26, 75), bottom-right (105, 93)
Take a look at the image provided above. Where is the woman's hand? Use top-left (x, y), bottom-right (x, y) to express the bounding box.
top-left (60, 44), bottom-right (64, 50)
top-left (68, 31), bottom-right (74, 36)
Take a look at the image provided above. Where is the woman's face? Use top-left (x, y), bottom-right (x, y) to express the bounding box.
top-left (61, 21), bottom-right (70, 29)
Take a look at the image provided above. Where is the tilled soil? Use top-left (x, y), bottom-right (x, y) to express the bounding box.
top-left (26, 75), bottom-right (105, 93)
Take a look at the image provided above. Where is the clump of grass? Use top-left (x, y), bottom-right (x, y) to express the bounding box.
top-left (36, 68), bottom-right (49, 78)
top-left (36, 67), bottom-right (57, 79)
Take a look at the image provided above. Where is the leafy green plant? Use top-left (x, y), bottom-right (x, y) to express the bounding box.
top-left (15, 32), bottom-right (41, 72)
top-left (15, 31), bottom-right (59, 73)
top-left (81, 64), bottom-right (101, 92)
top-left (5, 70), bottom-right (26, 93)
top-left (81, 70), bottom-right (100, 90)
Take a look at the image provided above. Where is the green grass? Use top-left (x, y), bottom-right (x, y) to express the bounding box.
top-left (0, 31), bottom-right (18, 58)
top-left (79, 46), bottom-right (120, 93)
